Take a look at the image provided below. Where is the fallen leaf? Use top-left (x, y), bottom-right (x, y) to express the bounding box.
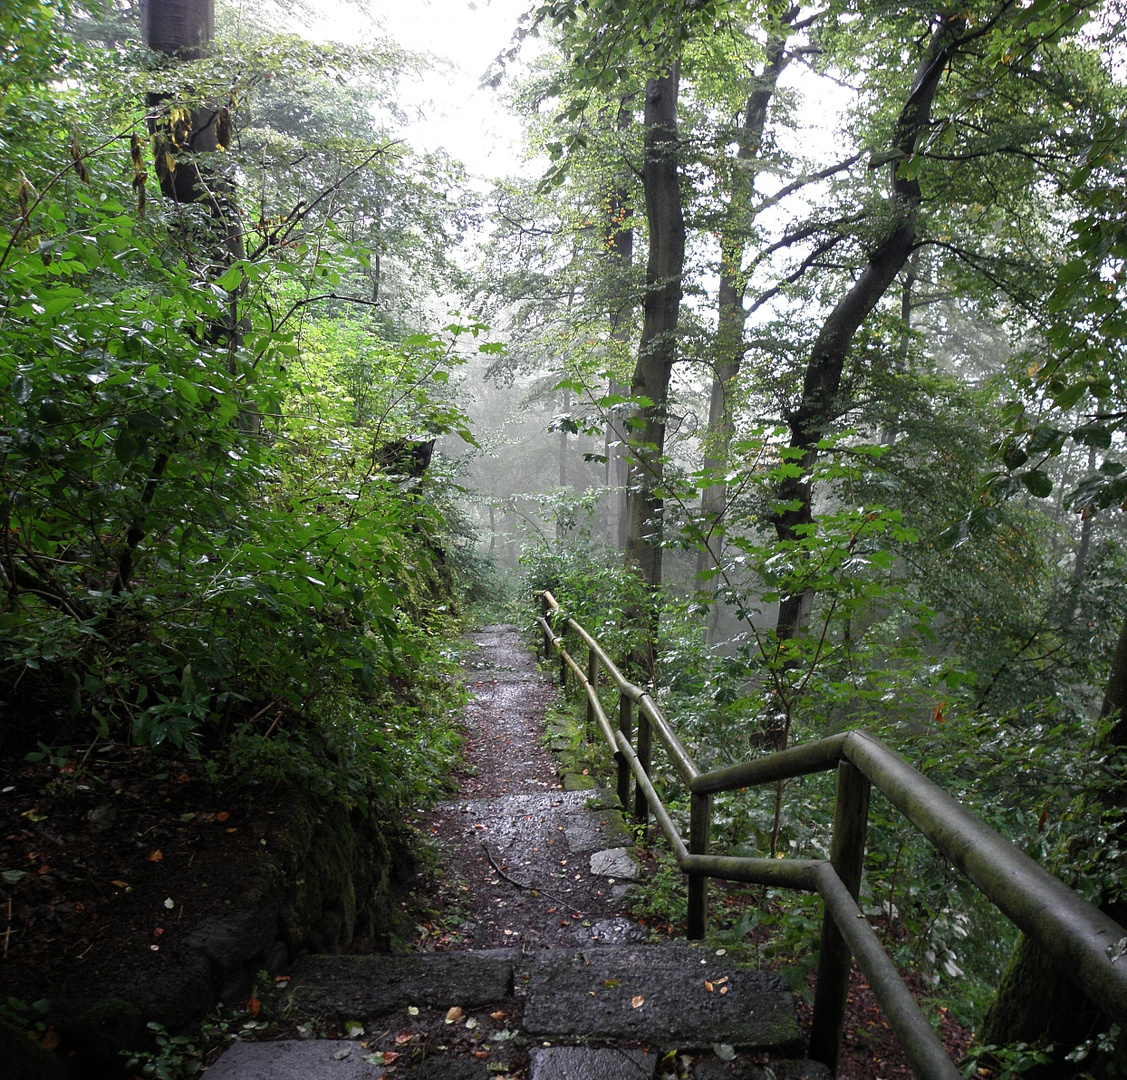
top-left (631, 996), bottom-right (644, 1009)
top-left (604, 979), bottom-right (620, 989)
top-left (333, 1048), bottom-right (351, 1060)
top-left (247, 997), bottom-right (261, 1018)
top-left (445, 1006), bottom-right (463, 1024)
top-left (164, 897), bottom-right (174, 909)
top-left (37, 865), bottom-right (51, 875)
top-left (149, 850), bottom-right (163, 862)
top-left (345, 1021), bottom-right (363, 1038)
top-left (407, 1006), bottom-right (419, 1016)
top-left (41, 1028), bottom-right (60, 1051)
top-left (226, 827), bottom-right (238, 834)
top-left (473, 1050), bottom-right (489, 1060)
top-left (705, 981), bottom-right (714, 992)
top-left (21, 808), bottom-right (46, 822)
top-left (714, 1043), bottom-right (736, 1061)
top-left (111, 879), bottom-right (130, 889)
top-left (216, 811), bottom-right (230, 822)
top-left (382, 1051), bottom-right (400, 1065)
top-left (466, 1017), bottom-right (478, 1029)
top-left (176, 772), bottom-right (191, 783)
top-left (394, 1031), bottom-right (414, 1045)
top-left (490, 1011), bottom-right (506, 1021)
top-left (274, 975), bottom-right (291, 983)
top-left (720, 986), bottom-right (729, 994)
top-left (153, 927), bottom-right (164, 936)
top-left (74, 902), bottom-right (84, 911)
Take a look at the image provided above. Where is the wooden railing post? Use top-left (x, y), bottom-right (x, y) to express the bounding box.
top-left (688, 790), bottom-right (711, 939)
top-left (809, 760), bottom-right (871, 1072)
top-left (586, 643), bottom-right (599, 739)
top-left (558, 622), bottom-right (568, 689)
top-left (539, 596), bottom-right (552, 660)
top-left (634, 700), bottom-right (652, 829)
top-left (616, 693), bottom-right (633, 810)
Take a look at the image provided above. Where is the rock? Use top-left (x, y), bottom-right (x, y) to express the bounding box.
top-left (289, 952), bottom-right (515, 1018)
top-left (561, 773), bottom-right (597, 790)
top-left (572, 917), bottom-right (649, 945)
top-left (205, 1040), bottom-right (382, 1079)
top-left (692, 1057), bottom-right (834, 1080)
top-left (522, 946), bottom-right (800, 1051)
top-left (529, 1045), bottom-right (655, 1079)
top-left (86, 804), bottom-right (116, 830)
top-left (589, 847), bottom-right (640, 879)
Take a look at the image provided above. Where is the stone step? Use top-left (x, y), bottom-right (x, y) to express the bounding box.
top-left (522, 945), bottom-right (801, 1050)
top-left (209, 942), bottom-right (805, 1078)
top-left (288, 949), bottom-right (518, 1017)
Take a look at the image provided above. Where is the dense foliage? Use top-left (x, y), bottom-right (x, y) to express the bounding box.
top-left (0, 0), bottom-right (486, 814)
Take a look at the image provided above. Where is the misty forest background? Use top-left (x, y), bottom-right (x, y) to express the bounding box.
top-left (5, 0), bottom-right (1127, 1068)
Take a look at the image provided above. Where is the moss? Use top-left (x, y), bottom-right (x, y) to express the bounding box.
top-left (273, 793), bottom-right (414, 957)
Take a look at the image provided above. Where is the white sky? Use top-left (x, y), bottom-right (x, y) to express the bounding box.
top-left (309, 0), bottom-right (534, 184)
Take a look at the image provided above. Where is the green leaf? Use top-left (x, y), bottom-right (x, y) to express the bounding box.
top-left (1018, 470), bottom-right (1053, 498)
top-left (214, 264), bottom-right (246, 292)
top-left (1071, 423), bottom-right (1112, 449)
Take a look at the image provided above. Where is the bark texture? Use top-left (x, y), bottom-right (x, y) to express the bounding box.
top-left (141, 0), bottom-right (213, 58)
top-left (624, 63), bottom-right (685, 609)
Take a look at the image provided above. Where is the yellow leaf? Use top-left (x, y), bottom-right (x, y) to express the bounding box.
top-left (631, 996), bottom-right (644, 1009)
top-left (445, 1006), bottom-right (463, 1024)
top-left (111, 879), bottom-right (130, 889)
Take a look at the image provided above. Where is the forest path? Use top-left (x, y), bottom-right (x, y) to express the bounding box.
top-left (206, 625), bottom-right (807, 1080)
top-left (409, 622), bottom-right (645, 953)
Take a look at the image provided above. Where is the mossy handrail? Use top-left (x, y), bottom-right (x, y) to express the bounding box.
top-left (533, 589), bottom-right (1127, 1080)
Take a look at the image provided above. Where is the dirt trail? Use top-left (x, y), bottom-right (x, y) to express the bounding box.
top-left (411, 623), bottom-right (646, 953)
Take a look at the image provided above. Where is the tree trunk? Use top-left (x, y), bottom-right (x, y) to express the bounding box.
top-left (624, 62), bottom-right (685, 661)
top-left (141, 0), bottom-right (213, 58)
top-left (977, 610), bottom-right (1127, 1076)
top-left (696, 20), bottom-right (793, 643)
top-left (772, 15), bottom-right (965, 642)
top-left (604, 180), bottom-right (633, 552)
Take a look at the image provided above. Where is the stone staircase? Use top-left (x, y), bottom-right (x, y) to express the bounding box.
top-left (207, 942), bottom-right (810, 1079)
top-left (204, 626), bottom-right (822, 1079)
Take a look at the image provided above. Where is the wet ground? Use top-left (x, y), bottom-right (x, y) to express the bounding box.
top-left (411, 624), bottom-right (648, 952)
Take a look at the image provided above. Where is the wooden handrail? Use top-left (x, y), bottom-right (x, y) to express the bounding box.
top-left (532, 589), bottom-right (1127, 1080)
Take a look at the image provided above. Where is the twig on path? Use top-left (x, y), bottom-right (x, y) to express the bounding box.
top-left (480, 842), bottom-right (587, 916)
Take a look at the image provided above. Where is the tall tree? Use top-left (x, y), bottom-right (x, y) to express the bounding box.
top-left (695, 7), bottom-right (800, 641)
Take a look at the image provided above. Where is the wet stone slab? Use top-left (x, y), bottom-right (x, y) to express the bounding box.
top-left (522, 946), bottom-right (800, 1051)
top-left (692, 1058), bottom-right (834, 1080)
top-left (572, 917), bottom-right (650, 945)
top-left (207, 1041), bottom-right (494, 1080)
top-left (589, 847), bottom-right (640, 879)
top-left (437, 791), bottom-right (633, 865)
top-left (529, 1046), bottom-right (656, 1080)
top-left (205, 1040), bottom-right (382, 1080)
top-left (288, 952), bottom-right (516, 1017)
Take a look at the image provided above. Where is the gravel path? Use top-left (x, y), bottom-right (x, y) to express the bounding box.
top-left (412, 624), bottom-right (646, 953)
